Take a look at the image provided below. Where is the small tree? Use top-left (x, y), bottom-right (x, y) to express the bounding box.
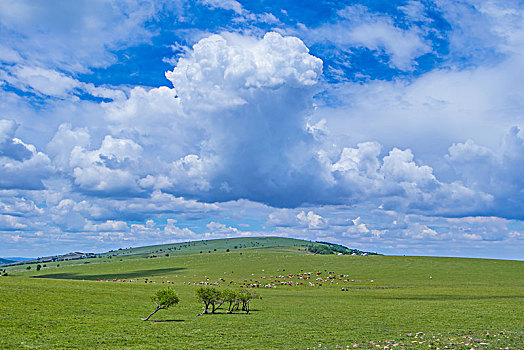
top-left (142, 288), bottom-right (180, 321)
top-left (237, 289), bottom-right (260, 314)
top-left (221, 289), bottom-right (239, 313)
top-left (196, 286), bottom-right (224, 314)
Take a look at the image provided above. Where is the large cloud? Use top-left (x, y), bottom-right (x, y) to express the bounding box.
top-left (326, 142), bottom-right (493, 216)
top-left (0, 119), bottom-right (54, 189)
top-left (447, 126), bottom-right (524, 219)
top-left (69, 135), bottom-right (144, 196)
top-left (99, 31), bottom-right (495, 217)
top-left (165, 32), bottom-right (322, 106)
top-left (0, 0), bottom-right (161, 72)
top-left (313, 5), bottom-right (431, 70)
top-left (104, 32), bottom-right (326, 206)
top-left (0, 119), bottom-right (32, 161)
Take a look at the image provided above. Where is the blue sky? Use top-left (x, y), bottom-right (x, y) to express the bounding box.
top-left (0, 0), bottom-right (523, 259)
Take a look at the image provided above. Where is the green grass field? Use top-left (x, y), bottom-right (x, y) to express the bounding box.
top-left (1, 238), bottom-right (523, 349)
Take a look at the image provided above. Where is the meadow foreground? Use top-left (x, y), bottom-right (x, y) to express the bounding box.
top-left (1, 241), bottom-right (522, 349)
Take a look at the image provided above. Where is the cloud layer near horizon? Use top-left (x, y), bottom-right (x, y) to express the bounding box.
top-left (0, 0), bottom-right (523, 259)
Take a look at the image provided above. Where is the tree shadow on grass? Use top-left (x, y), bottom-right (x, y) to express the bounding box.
top-left (30, 267), bottom-right (186, 280)
top-left (149, 319), bottom-right (185, 322)
top-left (200, 309), bottom-right (260, 315)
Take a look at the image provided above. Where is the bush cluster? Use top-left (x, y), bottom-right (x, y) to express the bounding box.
top-left (196, 286), bottom-right (260, 314)
top-left (142, 286), bottom-right (261, 321)
top-left (307, 242), bottom-right (378, 255)
top-left (307, 245), bottom-right (335, 255)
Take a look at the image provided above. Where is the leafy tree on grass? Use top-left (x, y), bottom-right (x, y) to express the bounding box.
top-left (196, 286), bottom-right (225, 314)
top-left (237, 289), bottom-right (260, 314)
top-left (221, 289), bottom-right (239, 313)
top-left (142, 288), bottom-right (180, 321)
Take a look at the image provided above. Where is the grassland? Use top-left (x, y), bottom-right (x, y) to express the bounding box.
top-left (0, 239), bottom-right (522, 349)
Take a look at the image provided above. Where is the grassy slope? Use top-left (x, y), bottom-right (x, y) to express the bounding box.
top-left (4, 237), bottom-right (373, 267)
top-left (99, 237), bottom-right (314, 258)
top-left (1, 245), bottom-right (523, 349)
top-left (0, 258), bottom-right (14, 265)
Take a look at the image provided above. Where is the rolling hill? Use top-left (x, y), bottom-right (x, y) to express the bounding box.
top-left (2, 237), bottom-right (377, 267)
top-left (98, 237), bottom-right (378, 259)
top-left (0, 258), bottom-right (14, 266)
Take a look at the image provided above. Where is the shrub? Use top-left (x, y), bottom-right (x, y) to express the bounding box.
top-left (221, 289), bottom-right (239, 313)
top-left (237, 289), bottom-right (260, 314)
